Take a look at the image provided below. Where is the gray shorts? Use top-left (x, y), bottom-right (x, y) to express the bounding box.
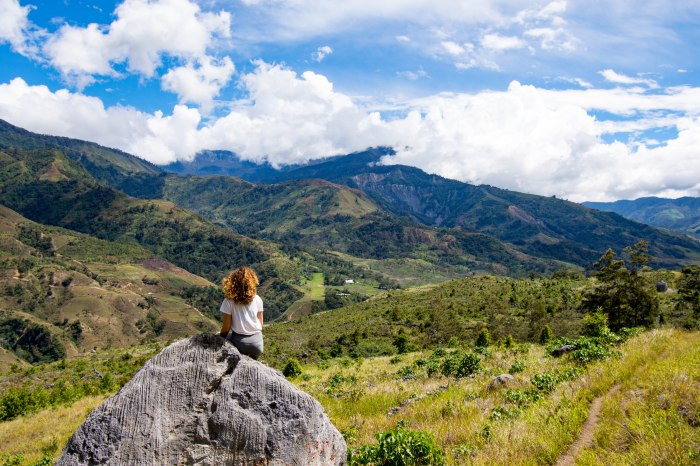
top-left (227, 331), bottom-right (263, 360)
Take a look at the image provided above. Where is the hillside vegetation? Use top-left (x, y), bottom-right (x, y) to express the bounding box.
top-left (585, 196), bottom-right (700, 239)
top-left (166, 147), bottom-right (700, 269)
top-left (260, 265), bottom-right (690, 365)
top-left (1, 327), bottom-right (697, 465)
top-left (0, 205), bottom-right (219, 367)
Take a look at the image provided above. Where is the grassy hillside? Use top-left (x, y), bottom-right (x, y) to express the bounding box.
top-left (1, 328), bottom-right (697, 465)
top-left (0, 145), bottom-right (311, 320)
top-left (0, 206), bottom-right (220, 368)
top-left (260, 269), bottom-right (689, 365)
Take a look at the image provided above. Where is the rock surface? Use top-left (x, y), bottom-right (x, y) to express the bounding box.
top-left (488, 373), bottom-right (516, 390)
top-left (57, 334), bottom-right (346, 465)
top-left (551, 344), bottom-right (576, 357)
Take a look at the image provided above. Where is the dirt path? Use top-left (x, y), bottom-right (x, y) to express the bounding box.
top-left (555, 384), bottom-right (622, 466)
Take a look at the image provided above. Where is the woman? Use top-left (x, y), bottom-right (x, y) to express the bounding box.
top-left (219, 266), bottom-right (264, 359)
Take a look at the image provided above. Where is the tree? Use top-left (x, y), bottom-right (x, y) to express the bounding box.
top-left (393, 334), bottom-right (409, 354)
top-left (475, 327), bottom-right (491, 348)
top-left (582, 242), bottom-right (659, 331)
top-left (676, 266), bottom-right (700, 324)
top-left (539, 325), bottom-right (554, 345)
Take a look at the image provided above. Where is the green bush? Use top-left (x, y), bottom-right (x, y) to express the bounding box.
top-left (504, 389), bottom-right (543, 407)
top-left (393, 334), bottom-right (409, 354)
top-left (508, 359), bottom-right (526, 374)
top-left (582, 311), bottom-right (610, 338)
top-left (350, 422), bottom-right (446, 465)
top-left (539, 325), bottom-right (554, 345)
top-left (441, 351), bottom-right (482, 378)
top-left (489, 405), bottom-right (520, 421)
top-left (504, 334), bottom-right (515, 349)
top-left (475, 327), bottom-right (491, 348)
top-left (531, 368), bottom-right (581, 393)
top-left (282, 358), bottom-right (303, 378)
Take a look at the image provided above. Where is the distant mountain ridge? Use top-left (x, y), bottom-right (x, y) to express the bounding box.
top-left (1, 118), bottom-right (699, 280)
top-left (584, 197), bottom-right (700, 239)
top-left (164, 147), bottom-right (700, 268)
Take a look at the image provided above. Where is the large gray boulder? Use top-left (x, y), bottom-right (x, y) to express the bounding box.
top-left (57, 334), bottom-right (346, 465)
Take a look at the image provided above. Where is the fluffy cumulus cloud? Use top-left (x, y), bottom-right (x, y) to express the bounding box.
top-left (0, 0), bottom-right (35, 55)
top-left (44, 0), bottom-right (231, 86)
top-left (2, 63), bottom-right (700, 201)
top-left (161, 56), bottom-right (235, 112)
top-left (0, 77), bottom-right (202, 164)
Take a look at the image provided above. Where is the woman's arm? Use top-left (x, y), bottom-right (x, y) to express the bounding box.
top-left (257, 311), bottom-right (264, 330)
top-left (220, 313), bottom-right (232, 337)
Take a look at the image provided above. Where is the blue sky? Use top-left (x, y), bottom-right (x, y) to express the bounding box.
top-left (1, 0), bottom-right (700, 201)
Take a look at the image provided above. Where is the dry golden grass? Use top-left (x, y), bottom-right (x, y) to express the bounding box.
top-left (2, 329), bottom-right (697, 465)
top-left (0, 395), bottom-right (107, 464)
top-left (288, 329), bottom-right (699, 465)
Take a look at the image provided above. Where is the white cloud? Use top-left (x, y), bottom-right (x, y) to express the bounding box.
top-left (161, 56), bottom-right (235, 112)
top-left (599, 69), bottom-right (659, 88)
top-left (312, 45), bottom-right (333, 62)
top-left (397, 68), bottom-right (429, 80)
top-left (0, 77), bottom-right (201, 164)
top-left (440, 41), bottom-right (465, 56)
top-left (524, 27), bottom-right (577, 52)
top-left (0, 0), bottom-right (41, 56)
top-left (44, 0), bottom-right (230, 85)
top-left (2, 63), bottom-right (700, 201)
top-left (481, 33), bottom-right (526, 51)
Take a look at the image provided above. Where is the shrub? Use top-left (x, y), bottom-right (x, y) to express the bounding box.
top-left (531, 368), bottom-right (581, 393)
top-left (508, 359), bottom-right (526, 374)
top-left (582, 311), bottom-right (610, 338)
top-left (350, 422), bottom-right (446, 465)
top-left (282, 358), bottom-right (302, 378)
top-left (393, 334), bottom-right (409, 354)
top-left (441, 351), bottom-right (482, 378)
top-left (475, 327), bottom-right (491, 348)
top-left (489, 405), bottom-right (520, 421)
top-left (504, 334), bottom-right (515, 349)
top-left (539, 325), bottom-right (554, 345)
top-left (504, 389), bottom-right (543, 407)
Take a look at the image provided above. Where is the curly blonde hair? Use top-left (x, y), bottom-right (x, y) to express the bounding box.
top-left (222, 266), bottom-right (259, 304)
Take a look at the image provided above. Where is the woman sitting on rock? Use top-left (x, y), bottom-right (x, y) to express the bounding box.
top-left (219, 266), bottom-right (264, 359)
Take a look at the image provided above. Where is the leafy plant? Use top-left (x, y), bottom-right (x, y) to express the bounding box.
top-left (508, 359), bottom-right (526, 374)
top-left (282, 358), bottom-right (303, 378)
top-left (350, 422), bottom-right (446, 465)
top-left (440, 351), bottom-right (482, 378)
top-left (539, 325), bottom-right (554, 345)
top-left (475, 327), bottom-right (491, 348)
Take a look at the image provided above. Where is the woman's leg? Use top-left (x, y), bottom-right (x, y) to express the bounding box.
top-left (228, 332), bottom-right (264, 360)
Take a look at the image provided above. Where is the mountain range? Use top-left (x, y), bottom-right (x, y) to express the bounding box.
top-left (1, 118), bottom-right (700, 366)
top-left (164, 147), bottom-right (700, 269)
top-left (584, 197), bottom-right (700, 239)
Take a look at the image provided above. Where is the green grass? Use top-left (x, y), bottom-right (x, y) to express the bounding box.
top-left (1, 328), bottom-right (697, 465)
top-left (284, 328), bottom-right (699, 465)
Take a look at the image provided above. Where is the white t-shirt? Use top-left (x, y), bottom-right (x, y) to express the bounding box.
top-left (220, 295), bottom-right (263, 335)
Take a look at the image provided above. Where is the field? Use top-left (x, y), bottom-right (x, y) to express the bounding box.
top-left (284, 272), bottom-right (326, 320)
top-left (1, 329), bottom-right (698, 465)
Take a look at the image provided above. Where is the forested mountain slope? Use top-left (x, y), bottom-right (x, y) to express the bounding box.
top-left (585, 196), bottom-right (700, 239)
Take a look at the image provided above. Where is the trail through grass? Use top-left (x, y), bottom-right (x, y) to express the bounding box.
top-left (1, 329), bottom-right (697, 465)
top-left (283, 272), bottom-right (325, 320)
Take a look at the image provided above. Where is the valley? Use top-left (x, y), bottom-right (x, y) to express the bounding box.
top-left (0, 120), bottom-right (698, 465)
